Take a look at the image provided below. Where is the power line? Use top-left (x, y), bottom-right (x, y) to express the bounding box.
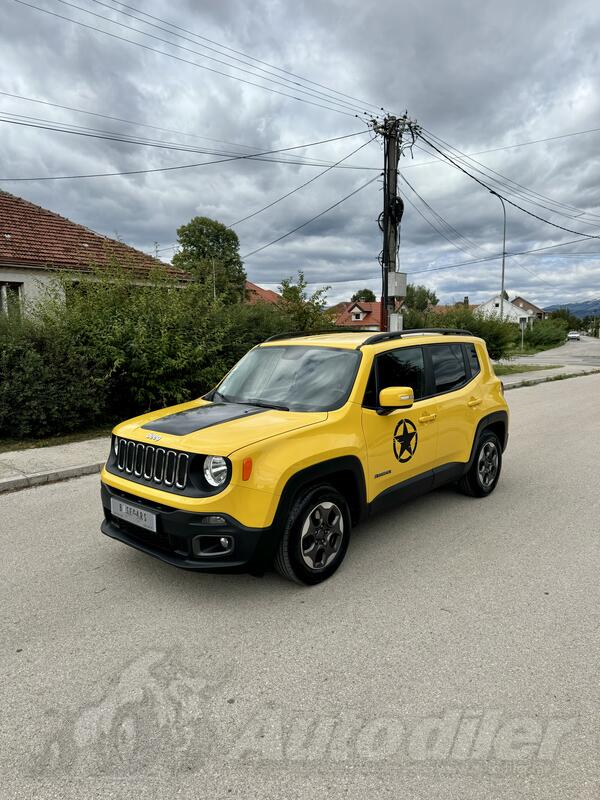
top-left (101, 0), bottom-right (387, 116)
top-left (7, 89), bottom-right (600, 180)
top-left (409, 236), bottom-right (600, 276)
top-left (0, 118), bottom-right (374, 180)
top-left (398, 172), bottom-right (558, 288)
top-left (401, 124), bottom-right (600, 171)
top-left (241, 174), bottom-right (381, 259)
top-left (85, 0), bottom-right (376, 117)
top-left (0, 90), bottom-right (264, 152)
top-left (398, 172), bottom-right (485, 259)
top-left (418, 137), bottom-right (600, 228)
top-left (230, 136), bottom-right (377, 226)
top-left (418, 133), bottom-right (600, 240)
top-left (156, 136), bottom-right (377, 254)
top-left (14, 0), bottom-right (368, 120)
top-left (419, 128), bottom-right (600, 225)
top-left (57, 0), bottom-right (368, 117)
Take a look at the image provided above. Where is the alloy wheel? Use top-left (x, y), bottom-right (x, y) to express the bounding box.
top-left (300, 501), bottom-right (344, 571)
top-left (477, 441), bottom-right (499, 488)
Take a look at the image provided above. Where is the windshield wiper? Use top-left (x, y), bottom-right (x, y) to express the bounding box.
top-left (213, 390), bottom-right (289, 411)
top-left (244, 399), bottom-right (290, 411)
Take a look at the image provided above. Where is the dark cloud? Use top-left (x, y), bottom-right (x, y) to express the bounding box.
top-left (2, 0), bottom-right (600, 306)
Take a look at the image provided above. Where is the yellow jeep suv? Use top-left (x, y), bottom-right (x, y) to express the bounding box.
top-left (101, 328), bottom-right (508, 584)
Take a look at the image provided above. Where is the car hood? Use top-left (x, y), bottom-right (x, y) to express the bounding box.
top-left (115, 399), bottom-right (328, 456)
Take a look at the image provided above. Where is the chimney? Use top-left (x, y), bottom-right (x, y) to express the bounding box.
top-left (463, 296), bottom-right (469, 307)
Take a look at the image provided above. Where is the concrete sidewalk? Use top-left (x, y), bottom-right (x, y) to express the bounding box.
top-left (1, 364), bottom-right (598, 494)
top-left (0, 436), bottom-right (109, 494)
top-left (499, 363), bottom-right (599, 389)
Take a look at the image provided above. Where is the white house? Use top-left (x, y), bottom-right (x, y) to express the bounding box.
top-left (475, 294), bottom-right (535, 326)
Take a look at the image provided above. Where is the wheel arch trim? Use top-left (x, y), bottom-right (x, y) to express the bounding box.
top-left (274, 455), bottom-right (368, 530)
top-left (467, 410), bottom-right (509, 471)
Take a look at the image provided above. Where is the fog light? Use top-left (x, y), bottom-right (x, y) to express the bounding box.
top-left (192, 534), bottom-right (234, 557)
top-left (200, 515), bottom-right (226, 525)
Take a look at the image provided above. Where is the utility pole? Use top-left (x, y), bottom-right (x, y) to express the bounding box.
top-left (372, 114), bottom-right (420, 331)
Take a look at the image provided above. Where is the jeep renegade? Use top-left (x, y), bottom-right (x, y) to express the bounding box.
top-left (101, 328), bottom-right (509, 584)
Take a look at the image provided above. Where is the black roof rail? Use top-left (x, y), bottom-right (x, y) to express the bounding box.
top-left (358, 328), bottom-right (474, 348)
top-left (263, 327), bottom-right (375, 343)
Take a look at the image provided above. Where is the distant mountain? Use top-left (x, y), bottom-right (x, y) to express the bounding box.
top-left (544, 299), bottom-right (600, 318)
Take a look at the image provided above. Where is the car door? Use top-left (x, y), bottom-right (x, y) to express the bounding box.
top-left (425, 342), bottom-right (478, 467)
top-left (361, 345), bottom-right (439, 500)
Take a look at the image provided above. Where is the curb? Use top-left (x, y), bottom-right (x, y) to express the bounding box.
top-left (0, 461), bottom-right (104, 495)
top-left (503, 369), bottom-right (600, 391)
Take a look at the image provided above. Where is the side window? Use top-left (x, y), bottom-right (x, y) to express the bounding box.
top-left (363, 346), bottom-right (425, 407)
top-left (465, 343), bottom-right (480, 376)
top-left (430, 344), bottom-right (467, 394)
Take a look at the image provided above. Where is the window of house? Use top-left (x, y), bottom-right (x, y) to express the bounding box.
top-left (494, 302), bottom-right (500, 308)
top-left (0, 282), bottom-right (23, 315)
top-left (363, 346), bottom-right (425, 407)
top-left (352, 312), bottom-right (362, 321)
top-left (465, 343), bottom-right (480, 376)
top-left (430, 344), bottom-right (467, 394)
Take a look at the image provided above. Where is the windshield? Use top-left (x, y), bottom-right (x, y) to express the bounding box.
top-left (214, 345), bottom-right (361, 412)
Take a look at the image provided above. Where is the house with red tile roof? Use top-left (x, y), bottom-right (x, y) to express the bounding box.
top-left (511, 296), bottom-right (547, 320)
top-left (0, 190), bottom-right (180, 310)
top-left (335, 300), bottom-right (381, 330)
top-left (245, 280), bottom-right (281, 304)
top-left (0, 191), bottom-right (278, 312)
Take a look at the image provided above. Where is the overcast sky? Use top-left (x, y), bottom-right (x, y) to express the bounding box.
top-left (2, 0), bottom-right (600, 305)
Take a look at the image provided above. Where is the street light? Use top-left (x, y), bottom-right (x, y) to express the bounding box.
top-left (490, 190), bottom-right (507, 319)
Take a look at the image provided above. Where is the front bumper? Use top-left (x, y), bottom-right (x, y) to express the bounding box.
top-left (100, 482), bottom-right (278, 573)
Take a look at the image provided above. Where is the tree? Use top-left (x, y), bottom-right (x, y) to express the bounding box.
top-left (351, 288), bottom-right (376, 303)
top-left (549, 308), bottom-right (580, 330)
top-left (278, 271), bottom-right (331, 330)
top-left (172, 216), bottom-right (246, 303)
top-left (404, 283), bottom-right (438, 311)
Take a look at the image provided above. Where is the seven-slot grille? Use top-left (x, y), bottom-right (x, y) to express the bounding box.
top-left (115, 438), bottom-right (190, 490)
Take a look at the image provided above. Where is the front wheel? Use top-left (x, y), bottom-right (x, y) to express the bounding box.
top-left (274, 485), bottom-right (351, 585)
top-left (458, 430), bottom-right (502, 497)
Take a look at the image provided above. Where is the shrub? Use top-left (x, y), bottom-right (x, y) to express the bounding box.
top-left (400, 307), bottom-right (516, 360)
top-left (523, 318), bottom-right (568, 348)
top-left (0, 265), bottom-right (332, 439)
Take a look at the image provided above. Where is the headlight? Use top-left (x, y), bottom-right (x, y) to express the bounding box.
top-left (203, 456), bottom-right (229, 488)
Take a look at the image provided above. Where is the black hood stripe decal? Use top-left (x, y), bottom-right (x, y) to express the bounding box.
top-left (141, 403), bottom-right (267, 436)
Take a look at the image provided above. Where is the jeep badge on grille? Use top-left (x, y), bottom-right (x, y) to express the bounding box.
top-left (146, 433), bottom-right (161, 441)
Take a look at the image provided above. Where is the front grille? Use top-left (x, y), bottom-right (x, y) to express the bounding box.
top-left (115, 438), bottom-right (190, 491)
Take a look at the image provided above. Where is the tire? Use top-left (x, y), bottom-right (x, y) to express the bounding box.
top-left (274, 484), bottom-right (351, 585)
top-left (458, 430), bottom-right (502, 497)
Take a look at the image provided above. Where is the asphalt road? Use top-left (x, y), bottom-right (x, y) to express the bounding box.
top-left (510, 333), bottom-right (600, 367)
top-left (2, 374), bottom-right (600, 799)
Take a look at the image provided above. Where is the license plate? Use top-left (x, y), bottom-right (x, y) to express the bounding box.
top-left (110, 498), bottom-right (157, 532)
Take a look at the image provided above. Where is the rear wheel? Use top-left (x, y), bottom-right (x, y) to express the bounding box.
top-left (274, 485), bottom-right (351, 585)
top-left (458, 430), bottom-right (502, 497)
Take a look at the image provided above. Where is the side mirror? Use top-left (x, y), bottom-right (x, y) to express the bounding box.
top-left (378, 386), bottom-right (414, 414)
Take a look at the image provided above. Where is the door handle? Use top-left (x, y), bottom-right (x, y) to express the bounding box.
top-left (418, 413), bottom-right (437, 423)
top-left (467, 397), bottom-right (482, 407)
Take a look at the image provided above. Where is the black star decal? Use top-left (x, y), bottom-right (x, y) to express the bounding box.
top-left (393, 419), bottom-right (418, 463)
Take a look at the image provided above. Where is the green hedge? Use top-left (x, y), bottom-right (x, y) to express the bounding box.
top-left (401, 307), bottom-right (516, 360)
top-left (523, 318), bottom-right (568, 348)
top-left (0, 269), bottom-right (296, 439)
top-left (0, 272), bottom-right (571, 440)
